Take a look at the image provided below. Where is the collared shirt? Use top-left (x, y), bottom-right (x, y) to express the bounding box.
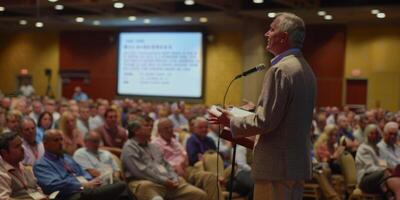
top-left (151, 136), bottom-right (187, 169)
top-left (186, 134), bottom-right (216, 166)
top-left (377, 140), bottom-right (400, 169)
top-left (33, 152), bottom-right (92, 199)
top-left (76, 119), bottom-right (90, 137)
top-left (96, 123), bottom-right (127, 148)
top-left (73, 147), bottom-right (120, 173)
top-left (0, 160), bottom-right (44, 199)
top-left (168, 114), bottom-right (189, 130)
top-left (355, 143), bottom-right (386, 184)
top-left (121, 138), bottom-right (178, 185)
top-left (21, 138), bottom-right (45, 166)
top-left (89, 115), bottom-right (104, 130)
top-left (270, 48), bottom-right (301, 66)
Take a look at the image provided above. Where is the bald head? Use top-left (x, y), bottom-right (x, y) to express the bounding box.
top-left (43, 129), bottom-right (64, 155)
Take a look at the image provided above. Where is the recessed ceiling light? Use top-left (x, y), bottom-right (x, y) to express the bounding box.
top-left (113, 2), bottom-right (124, 9)
top-left (93, 20), bottom-right (101, 26)
top-left (0, 6), bottom-right (5, 12)
top-left (183, 16), bottom-right (192, 22)
top-left (35, 22), bottom-right (44, 28)
top-left (184, 0), bottom-right (195, 6)
top-left (377, 13), bottom-right (386, 18)
top-left (75, 17), bottom-right (84, 23)
top-left (317, 11), bottom-right (326, 16)
top-left (19, 20), bottom-right (27, 25)
top-left (128, 16), bottom-right (137, 21)
top-left (253, 0), bottom-right (263, 3)
top-left (371, 9), bottom-right (380, 15)
top-left (324, 15), bottom-right (332, 20)
top-left (199, 17), bottom-right (208, 23)
top-left (144, 18), bottom-right (151, 24)
top-left (267, 12), bottom-right (276, 18)
top-left (54, 4), bottom-right (64, 10)
top-left (48, 0), bottom-right (58, 2)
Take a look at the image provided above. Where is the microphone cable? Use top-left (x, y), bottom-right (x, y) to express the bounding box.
top-left (216, 77), bottom-right (237, 200)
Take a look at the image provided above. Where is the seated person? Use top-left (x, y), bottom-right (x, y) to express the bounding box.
top-left (96, 108), bottom-right (127, 156)
top-left (20, 117), bottom-right (45, 166)
top-left (337, 115), bottom-right (359, 156)
top-left (73, 130), bottom-right (122, 183)
top-left (185, 117), bottom-right (217, 166)
top-left (121, 117), bottom-right (207, 200)
top-left (152, 118), bottom-right (223, 200)
top-left (314, 124), bottom-right (345, 174)
top-left (0, 132), bottom-right (47, 200)
top-left (33, 129), bottom-right (131, 200)
top-left (377, 122), bottom-right (400, 169)
top-left (356, 124), bottom-right (400, 198)
top-left (59, 112), bottom-right (84, 155)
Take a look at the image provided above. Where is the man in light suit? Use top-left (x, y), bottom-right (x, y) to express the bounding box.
top-left (209, 12), bottom-right (316, 200)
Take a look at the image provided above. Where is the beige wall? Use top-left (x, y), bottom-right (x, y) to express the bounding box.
top-left (344, 25), bottom-right (400, 111)
top-left (204, 31), bottom-right (243, 106)
top-left (0, 32), bottom-right (60, 98)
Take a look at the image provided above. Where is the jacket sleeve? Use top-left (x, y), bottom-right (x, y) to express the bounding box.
top-left (231, 66), bottom-right (291, 138)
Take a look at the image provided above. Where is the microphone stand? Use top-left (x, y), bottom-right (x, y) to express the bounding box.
top-left (220, 76), bottom-right (239, 200)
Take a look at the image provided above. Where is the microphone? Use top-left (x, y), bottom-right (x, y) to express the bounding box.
top-left (235, 64), bottom-right (266, 79)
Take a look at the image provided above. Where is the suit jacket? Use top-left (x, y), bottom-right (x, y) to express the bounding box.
top-left (230, 50), bottom-right (316, 181)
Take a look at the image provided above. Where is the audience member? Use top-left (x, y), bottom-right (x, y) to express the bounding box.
top-left (96, 108), bottom-right (127, 149)
top-left (29, 100), bottom-right (43, 124)
top-left (59, 112), bottom-right (84, 155)
top-left (121, 117), bottom-right (207, 200)
top-left (186, 117), bottom-right (216, 166)
top-left (76, 106), bottom-right (91, 137)
top-left (72, 86), bottom-right (89, 102)
top-left (378, 122), bottom-right (400, 169)
top-left (356, 124), bottom-right (400, 199)
top-left (33, 129), bottom-right (131, 200)
top-left (20, 117), bottom-right (45, 166)
top-left (168, 103), bottom-right (189, 132)
top-left (0, 132), bottom-right (47, 200)
top-left (3, 110), bottom-right (22, 133)
top-left (36, 111), bottom-right (53, 143)
top-left (73, 130), bottom-right (122, 182)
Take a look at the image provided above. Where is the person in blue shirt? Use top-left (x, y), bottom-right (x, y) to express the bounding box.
top-left (33, 129), bottom-right (133, 200)
top-left (185, 117), bottom-right (217, 166)
top-left (72, 86), bottom-right (89, 102)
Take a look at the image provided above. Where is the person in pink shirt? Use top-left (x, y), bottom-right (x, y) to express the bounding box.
top-left (151, 117), bottom-right (223, 200)
top-left (152, 118), bottom-right (188, 177)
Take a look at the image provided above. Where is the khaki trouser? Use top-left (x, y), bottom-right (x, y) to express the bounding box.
top-left (254, 180), bottom-right (304, 200)
top-left (187, 165), bottom-right (225, 200)
top-left (128, 178), bottom-right (207, 200)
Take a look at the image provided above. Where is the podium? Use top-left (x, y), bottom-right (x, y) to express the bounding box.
top-left (219, 128), bottom-right (254, 150)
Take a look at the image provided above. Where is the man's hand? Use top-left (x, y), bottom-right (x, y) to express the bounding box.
top-left (82, 178), bottom-right (102, 189)
top-left (240, 99), bottom-right (255, 111)
top-left (208, 107), bottom-right (232, 128)
top-left (86, 168), bottom-right (101, 178)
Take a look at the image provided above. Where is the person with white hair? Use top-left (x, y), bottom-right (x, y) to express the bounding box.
top-left (209, 12), bottom-right (316, 200)
top-left (356, 124), bottom-right (400, 199)
top-left (377, 122), bottom-right (400, 169)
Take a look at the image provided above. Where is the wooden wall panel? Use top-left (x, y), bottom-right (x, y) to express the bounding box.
top-left (59, 31), bottom-right (117, 100)
top-left (303, 25), bottom-right (346, 107)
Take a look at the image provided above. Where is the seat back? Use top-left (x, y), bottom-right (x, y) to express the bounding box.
top-left (339, 151), bottom-right (357, 189)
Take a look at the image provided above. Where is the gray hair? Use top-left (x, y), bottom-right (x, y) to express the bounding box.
top-left (364, 124), bottom-right (379, 138)
top-left (384, 122), bottom-right (399, 133)
top-left (275, 12), bottom-right (306, 48)
top-left (43, 129), bottom-right (62, 142)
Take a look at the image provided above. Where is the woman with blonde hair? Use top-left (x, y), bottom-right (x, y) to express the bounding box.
top-left (59, 111), bottom-right (84, 155)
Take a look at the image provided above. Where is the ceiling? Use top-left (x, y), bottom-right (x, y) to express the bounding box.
top-left (0, 0), bottom-right (400, 30)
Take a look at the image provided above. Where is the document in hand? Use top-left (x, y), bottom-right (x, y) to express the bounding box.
top-left (209, 105), bottom-right (253, 118)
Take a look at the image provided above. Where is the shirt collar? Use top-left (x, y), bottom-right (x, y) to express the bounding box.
top-left (271, 48), bottom-right (301, 66)
top-left (44, 151), bottom-right (64, 161)
top-left (2, 160), bottom-right (22, 172)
